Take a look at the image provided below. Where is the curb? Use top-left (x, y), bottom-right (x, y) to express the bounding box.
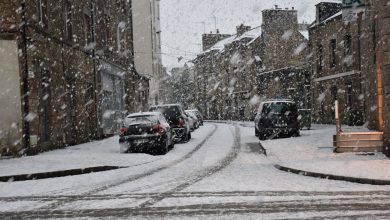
top-left (0, 166), bottom-right (126, 182)
top-left (274, 164), bottom-right (390, 185)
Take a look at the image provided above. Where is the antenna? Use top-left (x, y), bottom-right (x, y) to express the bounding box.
top-left (208, 16), bottom-right (217, 33)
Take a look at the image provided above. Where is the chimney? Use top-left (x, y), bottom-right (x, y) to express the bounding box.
top-left (236, 24), bottom-right (251, 36)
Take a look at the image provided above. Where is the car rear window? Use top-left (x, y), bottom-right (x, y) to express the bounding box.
top-left (262, 102), bottom-right (297, 116)
top-left (124, 115), bottom-right (159, 126)
top-left (154, 106), bottom-right (182, 121)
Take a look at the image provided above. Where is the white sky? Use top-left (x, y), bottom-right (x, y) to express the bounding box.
top-left (160, 0), bottom-right (341, 71)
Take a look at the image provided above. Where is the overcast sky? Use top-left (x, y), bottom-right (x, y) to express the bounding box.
top-left (160, 0), bottom-right (341, 71)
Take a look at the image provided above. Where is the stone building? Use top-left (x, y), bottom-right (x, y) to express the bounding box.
top-left (0, 0), bottom-right (148, 155)
top-left (309, 2), bottom-right (365, 125)
top-left (309, 1), bottom-right (390, 155)
top-left (367, 0), bottom-right (390, 155)
top-left (257, 7), bottom-right (310, 110)
top-left (193, 25), bottom-right (262, 120)
top-left (202, 31), bottom-right (231, 51)
top-left (192, 7), bottom-right (309, 120)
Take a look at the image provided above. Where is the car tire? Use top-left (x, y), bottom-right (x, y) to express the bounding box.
top-left (292, 130), bottom-right (300, 137)
top-left (183, 132), bottom-right (191, 143)
top-left (259, 133), bottom-right (267, 140)
top-left (255, 128), bottom-right (259, 137)
top-left (157, 138), bottom-right (169, 155)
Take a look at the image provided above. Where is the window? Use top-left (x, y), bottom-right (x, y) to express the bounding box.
top-left (104, 13), bottom-right (113, 46)
top-left (83, 8), bottom-right (93, 46)
top-left (344, 35), bottom-right (352, 56)
top-left (117, 22), bottom-right (127, 55)
top-left (346, 82), bottom-right (353, 107)
top-left (330, 39), bottom-right (336, 68)
top-left (37, 0), bottom-right (48, 29)
top-left (317, 44), bottom-right (323, 73)
top-left (64, 1), bottom-right (73, 42)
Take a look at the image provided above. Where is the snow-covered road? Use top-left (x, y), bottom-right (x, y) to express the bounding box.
top-left (1, 122), bottom-right (390, 219)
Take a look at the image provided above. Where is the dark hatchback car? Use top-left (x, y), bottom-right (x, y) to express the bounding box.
top-left (119, 112), bottom-right (174, 155)
top-left (149, 104), bottom-right (191, 143)
top-left (254, 100), bottom-right (300, 140)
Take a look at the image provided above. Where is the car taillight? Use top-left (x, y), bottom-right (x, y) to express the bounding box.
top-left (152, 124), bottom-right (166, 134)
top-left (120, 127), bottom-right (128, 136)
top-left (178, 118), bottom-right (185, 127)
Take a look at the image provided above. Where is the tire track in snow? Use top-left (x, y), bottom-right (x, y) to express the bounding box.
top-left (137, 124), bottom-right (241, 208)
top-left (3, 190), bottom-right (390, 202)
top-left (39, 124), bottom-right (219, 210)
top-left (4, 197), bottom-right (390, 219)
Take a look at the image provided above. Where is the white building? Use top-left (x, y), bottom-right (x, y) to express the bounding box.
top-left (132, 0), bottom-right (163, 106)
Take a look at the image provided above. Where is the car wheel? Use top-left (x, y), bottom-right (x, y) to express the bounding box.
top-left (292, 130), bottom-right (300, 137)
top-left (255, 128), bottom-right (259, 137)
top-left (157, 138), bottom-right (169, 155)
top-left (259, 133), bottom-right (267, 140)
top-left (168, 133), bottom-right (175, 149)
top-left (183, 132), bottom-right (191, 143)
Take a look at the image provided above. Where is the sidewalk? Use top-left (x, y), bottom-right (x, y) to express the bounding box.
top-left (260, 124), bottom-right (390, 184)
top-left (0, 136), bottom-right (158, 178)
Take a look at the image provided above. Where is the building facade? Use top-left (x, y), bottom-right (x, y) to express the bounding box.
top-left (309, 0), bottom-right (390, 156)
top-left (132, 0), bottom-right (163, 106)
top-left (309, 3), bottom-right (365, 125)
top-left (0, 0), bottom-right (148, 156)
top-left (257, 8), bottom-right (310, 110)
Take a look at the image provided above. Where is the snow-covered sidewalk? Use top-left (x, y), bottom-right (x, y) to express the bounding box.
top-left (260, 124), bottom-right (390, 182)
top-left (0, 124), bottom-right (215, 177)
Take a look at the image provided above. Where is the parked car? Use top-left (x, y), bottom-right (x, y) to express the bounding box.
top-left (119, 112), bottom-right (174, 155)
top-left (254, 99), bottom-right (300, 140)
top-left (187, 109), bottom-right (204, 126)
top-left (185, 110), bottom-right (199, 130)
top-left (149, 104), bottom-right (191, 143)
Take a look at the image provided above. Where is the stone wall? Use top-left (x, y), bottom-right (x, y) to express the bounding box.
top-left (0, 0), bottom-right (146, 155)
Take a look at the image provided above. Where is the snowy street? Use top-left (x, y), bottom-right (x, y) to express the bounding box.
top-left (1, 122), bottom-right (390, 219)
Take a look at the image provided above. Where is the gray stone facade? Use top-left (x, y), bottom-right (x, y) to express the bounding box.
top-left (0, 0), bottom-right (149, 155)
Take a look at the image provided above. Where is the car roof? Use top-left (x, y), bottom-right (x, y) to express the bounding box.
top-left (262, 99), bottom-right (295, 104)
top-left (150, 104), bottom-right (182, 108)
top-left (126, 112), bottom-right (161, 118)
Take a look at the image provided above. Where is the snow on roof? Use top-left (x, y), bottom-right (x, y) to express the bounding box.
top-left (200, 35), bottom-right (236, 55)
top-left (234, 26), bottom-right (262, 42)
top-left (200, 26), bottom-right (262, 55)
top-left (309, 11), bottom-right (342, 29)
top-left (299, 30), bottom-right (309, 40)
top-left (126, 112), bottom-right (161, 118)
top-left (262, 99), bottom-right (295, 104)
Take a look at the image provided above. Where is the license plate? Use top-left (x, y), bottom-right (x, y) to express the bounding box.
top-left (134, 139), bottom-right (148, 145)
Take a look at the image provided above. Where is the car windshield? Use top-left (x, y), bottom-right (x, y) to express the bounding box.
top-left (1, 0), bottom-right (389, 219)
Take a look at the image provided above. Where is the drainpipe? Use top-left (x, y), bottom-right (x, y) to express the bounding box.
top-left (376, 47), bottom-right (384, 132)
top-left (90, 0), bottom-right (100, 138)
top-left (20, 0), bottom-right (30, 150)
